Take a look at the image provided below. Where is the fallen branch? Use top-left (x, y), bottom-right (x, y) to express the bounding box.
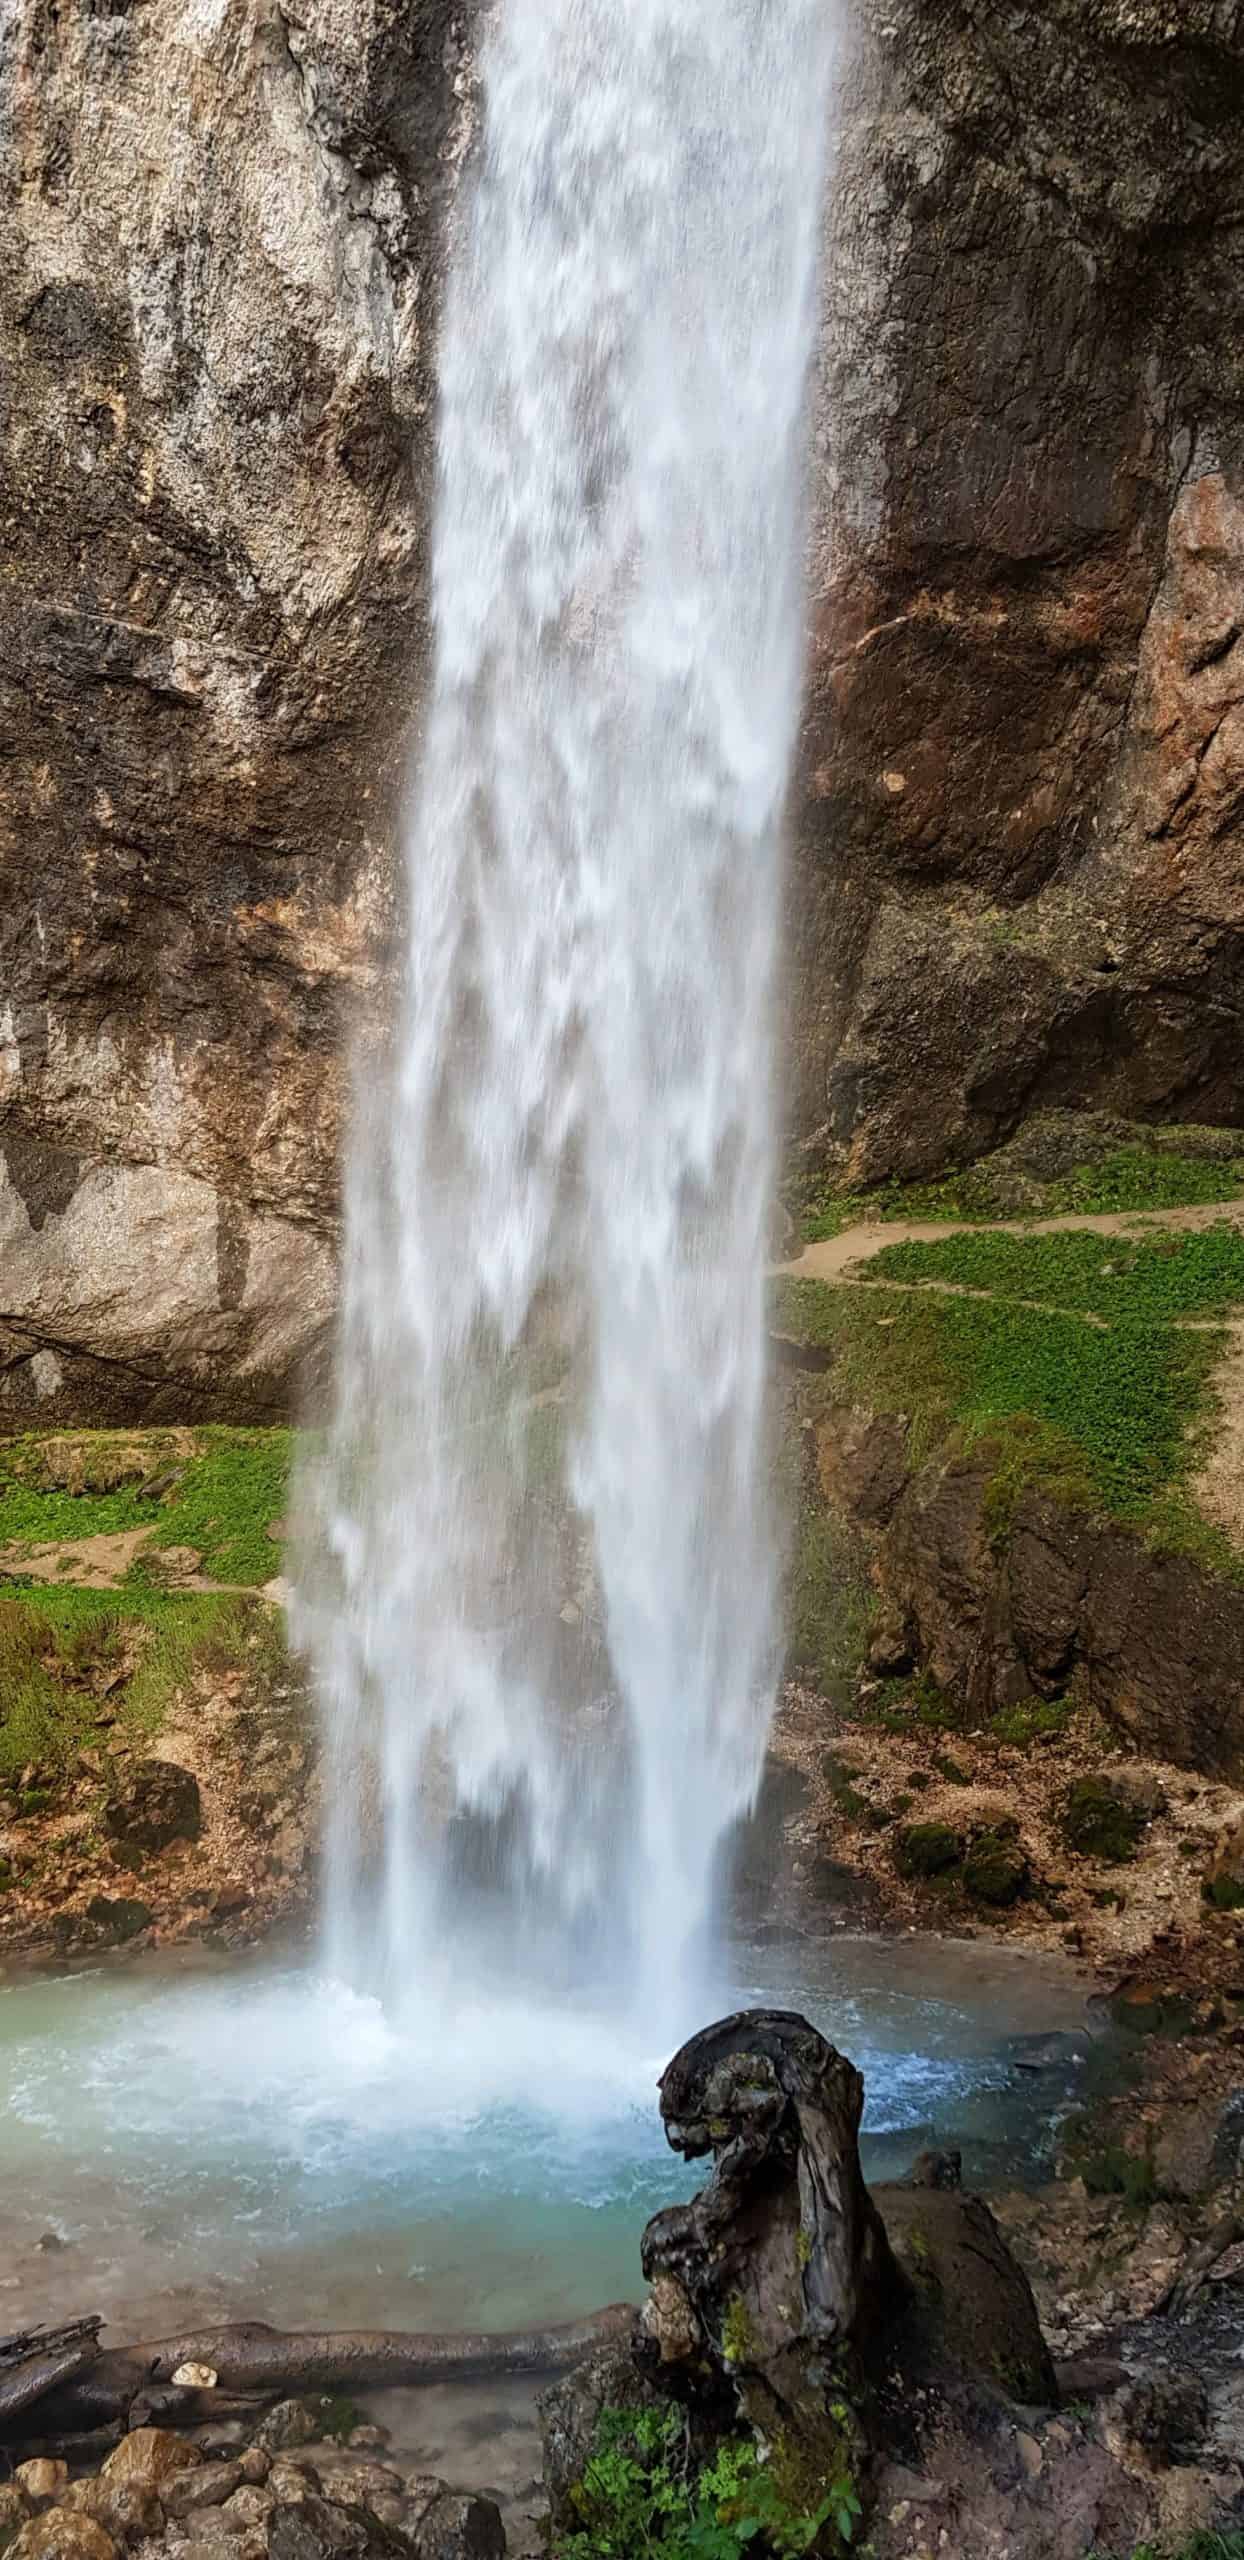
top-left (24, 2306), bottom-right (637, 2438)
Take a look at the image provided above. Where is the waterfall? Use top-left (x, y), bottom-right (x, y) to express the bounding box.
top-left (297, 0), bottom-right (834, 2046)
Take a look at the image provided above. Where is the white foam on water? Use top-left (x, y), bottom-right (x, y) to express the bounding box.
top-left (294, 0), bottom-right (839, 2051)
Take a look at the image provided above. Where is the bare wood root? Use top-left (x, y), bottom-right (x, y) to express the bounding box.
top-left (1156, 2193), bottom-right (1244, 2322)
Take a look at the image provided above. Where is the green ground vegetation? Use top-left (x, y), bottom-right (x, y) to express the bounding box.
top-left (555, 2406), bottom-right (859, 2560)
top-left (788, 1133), bottom-right (1244, 1244)
top-left (0, 1585), bottom-right (282, 1781)
top-left (770, 1278), bottom-right (1223, 1538)
top-left (0, 1427), bottom-right (292, 1585)
top-left (866, 1221), bottom-right (1244, 1322)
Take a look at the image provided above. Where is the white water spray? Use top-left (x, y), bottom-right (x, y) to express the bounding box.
top-left (298, 0), bottom-right (834, 2046)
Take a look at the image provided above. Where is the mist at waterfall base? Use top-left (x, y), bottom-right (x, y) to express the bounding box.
top-left (294, 0), bottom-right (837, 2061)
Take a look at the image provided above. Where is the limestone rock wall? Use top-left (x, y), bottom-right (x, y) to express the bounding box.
top-left (3, 0), bottom-right (1244, 1411)
top-left (794, 0), bottom-right (1244, 1178)
top-left (0, 0), bottom-right (474, 1417)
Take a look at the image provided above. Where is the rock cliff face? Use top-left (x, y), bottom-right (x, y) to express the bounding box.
top-left (3, 0), bottom-right (1244, 1410)
top-left (796, 0), bottom-right (1244, 1177)
top-left (0, 0), bottom-right (474, 1416)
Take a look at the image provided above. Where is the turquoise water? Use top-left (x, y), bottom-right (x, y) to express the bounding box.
top-left (0, 1933), bottom-right (1094, 2343)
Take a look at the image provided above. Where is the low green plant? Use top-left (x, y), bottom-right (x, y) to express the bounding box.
top-left (0, 1427), bottom-right (292, 1586)
top-left (1096, 2536), bottom-right (1244, 2560)
top-left (787, 1140), bottom-right (1244, 1243)
top-left (769, 1278), bottom-right (1224, 1536)
top-left (0, 1585), bottom-right (282, 1779)
top-left (555, 2407), bottom-right (858, 2559)
top-left (867, 1221), bottom-right (1244, 1323)
top-left (1203, 1870), bottom-right (1244, 1912)
top-left (987, 1697), bottom-right (1071, 1748)
top-left (786, 1499), bottom-right (876, 1700)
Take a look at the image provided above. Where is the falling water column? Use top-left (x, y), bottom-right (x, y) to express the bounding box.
top-left (299, 0), bottom-right (837, 2041)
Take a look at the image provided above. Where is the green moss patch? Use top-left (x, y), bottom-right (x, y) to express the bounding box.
top-left (986, 1697), bottom-right (1072, 1748)
top-left (866, 1221), bottom-right (1244, 1323)
top-left (0, 1585), bottom-right (282, 1781)
top-left (770, 1279), bottom-right (1223, 1536)
top-left (1061, 1777), bottom-right (1148, 1865)
top-left (962, 1827), bottom-right (1029, 1906)
top-left (894, 1820), bottom-right (963, 1879)
top-left (0, 1428), bottom-right (292, 1585)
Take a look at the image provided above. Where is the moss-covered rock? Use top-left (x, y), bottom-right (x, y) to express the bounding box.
top-left (893, 1821), bottom-right (962, 1880)
top-left (1061, 1776), bottom-right (1147, 1864)
top-left (875, 2184), bottom-right (1056, 2404)
top-left (962, 1829), bottom-right (1029, 1907)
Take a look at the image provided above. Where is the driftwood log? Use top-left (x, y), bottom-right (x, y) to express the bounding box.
top-left (8, 2306), bottom-right (636, 2447)
top-left (0, 2321), bottom-right (102, 2430)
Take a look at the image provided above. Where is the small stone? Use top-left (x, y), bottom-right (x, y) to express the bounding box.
top-left (61, 2483), bottom-right (164, 2546)
top-left (165, 2467), bottom-right (244, 2517)
top-left (1015, 2431), bottom-right (1043, 2478)
top-left (266, 2466), bottom-right (319, 2507)
top-left (412, 2492), bottom-right (505, 2560)
top-left (220, 2489), bottom-right (273, 2528)
top-left (171, 2362), bottom-right (219, 2389)
top-left (104, 2429), bottom-right (203, 2490)
top-left (344, 2431), bottom-right (387, 2455)
top-left (86, 1896), bottom-right (153, 1943)
top-left (103, 1760), bottom-right (201, 1856)
top-left (36, 2231), bottom-right (67, 2253)
top-left (315, 2469), bottom-right (400, 2512)
top-left (9, 2517), bottom-right (118, 2560)
top-left (267, 2498), bottom-right (388, 2560)
top-left (15, 2467), bottom-right (68, 2512)
top-left (237, 2455), bottom-right (271, 2487)
top-left (256, 2403), bottom-right (322, 2454)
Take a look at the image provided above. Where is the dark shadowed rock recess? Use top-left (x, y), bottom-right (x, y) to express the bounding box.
top-left (4, 3), bottom-right (1244, 1411)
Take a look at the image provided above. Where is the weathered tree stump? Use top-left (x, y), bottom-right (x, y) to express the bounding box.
top-left (543, 2010), bottom-right (1058, 2553)
top-left (641, 2008), bottom-right (900, 2380)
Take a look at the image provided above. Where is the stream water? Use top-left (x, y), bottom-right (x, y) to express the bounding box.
top-left (1, 1932), bottom-right (1096, 2344)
